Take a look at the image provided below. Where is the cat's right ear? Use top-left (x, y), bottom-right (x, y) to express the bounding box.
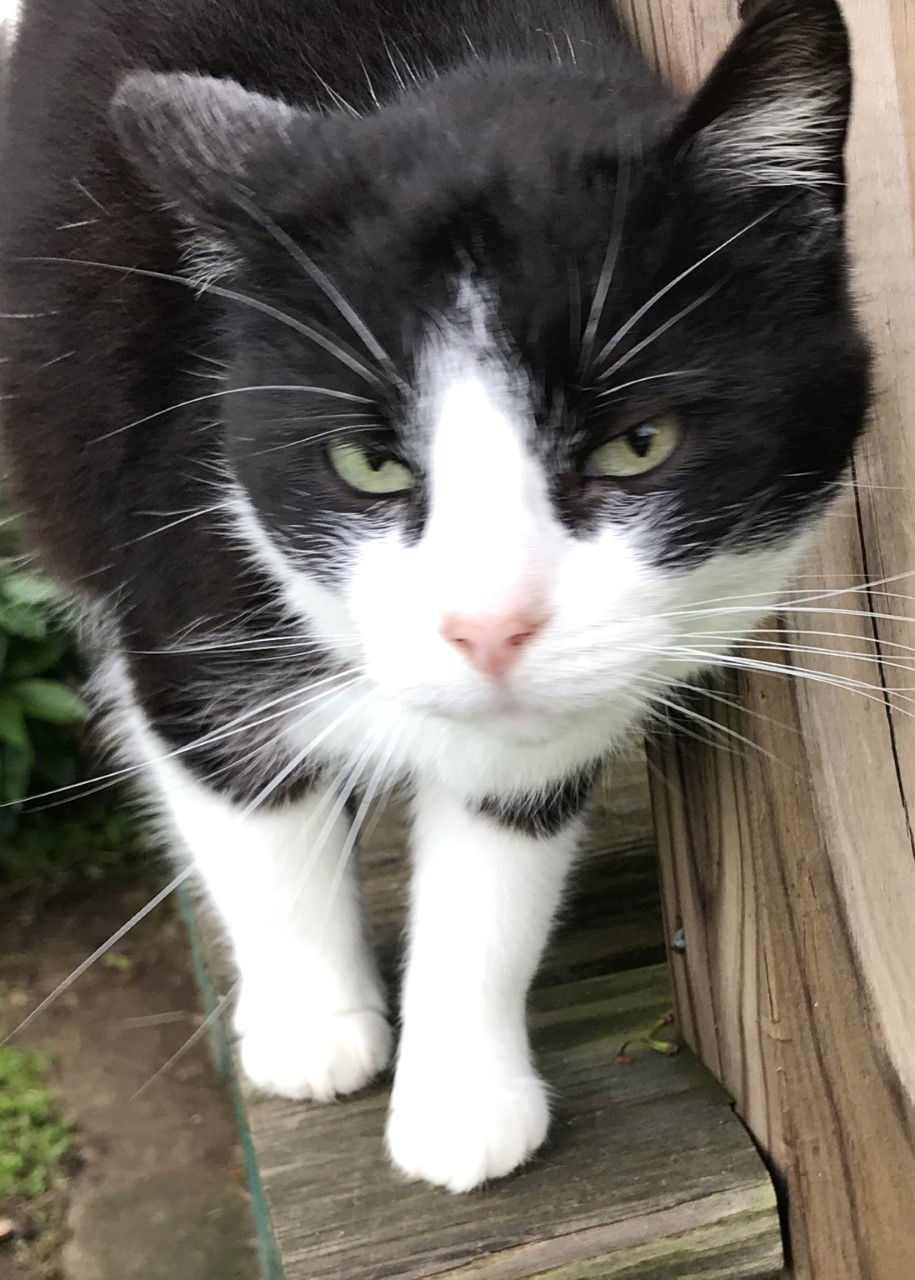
top-left (110, 72), bottom-right (306, 234)
top-left (671, 0), bottom-right (852, 208)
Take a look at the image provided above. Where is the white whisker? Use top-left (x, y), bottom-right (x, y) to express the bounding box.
top-left (3, 869), bottom-right (194, 1044)
top-left (597, 282), bottom-right (724, 385)
top-left (651, 648), bottom-right (915, 711)
top-left (318, 728), bottom-right (401, 938)
top-left (241, 686), bottom-right (372, 815)
top-left (683, 633), bottom-right (915, 675)
top-left (5, 680), bottom-right (373, 1037)
top-left (578, 155), bottom-right (630, 373)
top-left (115, 503), bottom-right (229, 546)
top-left (226, 198), bottom-right (404, 390)
top-left (21, 255), bottom-right (384, 392)
top-left (130, 981), bottom-right (240, 1100)
top-left (5, 670), bottom-right (365, 812)
top-left (89, 384), bottom-right (372, 445)
top-left (592, 208), bottom-right (776, 376)
top-left (593, 369), bottom-right (705, 403)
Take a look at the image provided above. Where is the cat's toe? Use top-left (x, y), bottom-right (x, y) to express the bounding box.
top-left (385, 1068), bottom-right (549, 1193)
top-left (239, 1007), bottom-right (392, 1102)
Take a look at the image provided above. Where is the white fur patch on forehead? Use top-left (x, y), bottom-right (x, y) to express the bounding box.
top-left (414, 288), bottom-right (563, 616)
top-left (424, 352), bottom-right (531, 498)
top-left (416, 279), bottom-right (535, 492)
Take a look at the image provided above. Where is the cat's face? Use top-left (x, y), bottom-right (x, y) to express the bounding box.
top-left (114, 0), bottom-right (870, 751)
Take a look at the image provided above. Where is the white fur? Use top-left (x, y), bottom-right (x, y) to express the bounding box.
top-left (703, 87), bottom-right (844, 191)
top-left (418, 341), bottom-right (556, 619)
top-left (230, 340), bottom-right (804, 804)
top-left (0, 0), bottom-right (20, 42)
top-left (177, 226), bottom-right (241, 294)
top-left (195, 296), bottom-right (809, 1189)
top-left (386, 782), bottom-right (579, 1191)
top-left (119, 688), bottom-right (391, 1101)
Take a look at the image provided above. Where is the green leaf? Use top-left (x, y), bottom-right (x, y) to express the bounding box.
top-left (0, 572), bottom-right (61, 608)
top-left (0, 602), bottom-right (47, 640)
top-left (0, 693), bottom-right (29, 749)
top-left (1, 742), bottom-right (33, 805)
top-left (5, 635), bottom-right (70, 679)
top-left (0, 632), bottom-right (8, 674)
top-left (10, 679), bottom-right (88, 725)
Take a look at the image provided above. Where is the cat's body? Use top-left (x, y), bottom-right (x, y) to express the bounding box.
top-left (1, 0), bottom-right (869, 1190)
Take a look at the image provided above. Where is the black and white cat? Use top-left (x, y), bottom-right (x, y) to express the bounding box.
top-left (1, 0), bottom-right (870, 1191)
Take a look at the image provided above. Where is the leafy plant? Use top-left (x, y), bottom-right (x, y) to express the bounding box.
top-left (0, 559), bottom-right (88, 838)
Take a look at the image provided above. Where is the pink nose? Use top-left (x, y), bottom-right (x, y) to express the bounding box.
top-left (440, 609), bottom-right (546, 679)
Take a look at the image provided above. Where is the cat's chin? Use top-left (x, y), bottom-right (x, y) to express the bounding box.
top-left (481, 710), bottom-right (574, 746)
top-left (421, 695), bottom-right (604, 747)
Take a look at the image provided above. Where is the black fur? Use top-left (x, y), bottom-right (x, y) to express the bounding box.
top-left (479, 766), bottom-right (599, 840)
top-left (0, 0), bottom-right (871, 808)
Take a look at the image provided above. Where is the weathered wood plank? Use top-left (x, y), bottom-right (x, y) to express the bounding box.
top-left (625, 3), bottom-right (915, 1277)
top-left (251, 961), bottom-right (780, 1280)
top-left (434, 1199), bottom-right (784, 1280)
top-left (190, 758), bottom-right (782, 1279)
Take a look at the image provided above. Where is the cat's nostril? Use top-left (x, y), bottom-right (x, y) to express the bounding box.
top-left (440, 611), bottom-right (546, 679)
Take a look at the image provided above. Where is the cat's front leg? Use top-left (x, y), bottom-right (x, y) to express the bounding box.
top-left (147, 752), bottom-right (392, 1102)
top-left (386, 778), bottom-right (583, 1192)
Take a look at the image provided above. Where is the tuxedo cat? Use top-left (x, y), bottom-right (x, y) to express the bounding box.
top-left (1, 0), bottom-right (869, 1190)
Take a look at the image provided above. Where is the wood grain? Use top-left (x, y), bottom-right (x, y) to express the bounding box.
top-left (890, 0), bottom-right (915, 242)
top-left (190, 761), bottom-right (784, 1279)
top-left (626, 2), bottom-right (915, 1276)
top-left (255, 964), bottom-right (780, 1280)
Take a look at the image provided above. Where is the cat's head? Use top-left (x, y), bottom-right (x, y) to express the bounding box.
top-left (112, 0), bottom-right (870, 749)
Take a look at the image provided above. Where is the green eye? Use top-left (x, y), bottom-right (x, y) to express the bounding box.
top-left (328, 442), bottom-right (415, 496)
top-left (585, 415), bottom-right (682, 479)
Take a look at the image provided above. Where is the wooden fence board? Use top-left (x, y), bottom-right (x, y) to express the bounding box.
top-left (627, 2), bottom-right (915, 1275)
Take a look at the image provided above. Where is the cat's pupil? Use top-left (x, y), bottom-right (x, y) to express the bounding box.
top-left (366, 447), bottom-right (392, 471)
top-left (627, 424), bottom-right (656, 458)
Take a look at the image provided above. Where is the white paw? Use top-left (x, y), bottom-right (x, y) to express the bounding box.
top-left (239, 1007), bottom-right (393, 1102)
top-left (386, 1067), bottom-right (550, 1192)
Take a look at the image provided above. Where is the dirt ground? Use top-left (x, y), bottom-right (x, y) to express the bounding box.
top-left (0, 879), bottom-right (258, 1280)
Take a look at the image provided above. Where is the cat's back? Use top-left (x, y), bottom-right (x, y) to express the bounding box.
top-left (5, 0), bottom-right (638, 167)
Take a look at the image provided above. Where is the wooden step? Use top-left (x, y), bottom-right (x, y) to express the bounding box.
top-left (183, 759), bottom-right (784, 1279)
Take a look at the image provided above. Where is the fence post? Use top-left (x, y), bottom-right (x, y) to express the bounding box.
top-left (622, 2), bottom-right (915, 1275)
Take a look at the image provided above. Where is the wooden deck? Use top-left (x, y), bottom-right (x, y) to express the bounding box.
top-left (187, 760), bottom-right (784, 1280)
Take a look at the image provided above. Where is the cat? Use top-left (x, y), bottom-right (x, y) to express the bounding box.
top-left (0, 0), bottom-right (870, 1192)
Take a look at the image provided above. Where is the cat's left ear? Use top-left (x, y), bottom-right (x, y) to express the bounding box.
top-left (111, 72), bottom-right (309, 234)
top-left (673, 0), bottom-right (852, 207)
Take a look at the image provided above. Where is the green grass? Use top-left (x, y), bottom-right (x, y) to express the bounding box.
top-left (0, 1044), bottom-right (72, 1202)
